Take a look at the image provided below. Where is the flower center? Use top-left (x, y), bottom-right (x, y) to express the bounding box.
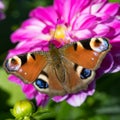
top-left (50, 25), bottom-right (67, 40)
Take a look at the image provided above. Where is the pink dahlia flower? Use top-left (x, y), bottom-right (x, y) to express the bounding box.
top-left (7, 0), bottom-right (120, 106)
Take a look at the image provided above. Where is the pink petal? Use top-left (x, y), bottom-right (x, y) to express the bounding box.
top-left (110, 35), bottom-right (120, 43)
top-left (100, 3), bottom-right (120, 16)
top-left (106, 18), bottom-right (120, 36)
top-left (21, 18), bottom-right (46, 29)
top-left (36, 93), bottom-right (49, 106)
top-left (52, 95), bottom-right (68, 102)
top-left (22, 84), bottom-right (36, 99)
top-left (7, 47), bottom-right (30, 58)
top-left (30, 6), bottom-right (58, 25)
top-left (11, 27), bottom-right (46, 43)
top-left (72, 14), bottom-right (97, 30)
top-left (97, 53), bottom-right (114, 74)
top-left (66, 93), bottom-right (88, 107)
top-left (8, 75), bottom-right (23, 85)
top-left (109, 42), bottom-right (120, 72)
top-left (71, 29), bottom-right (93, 40)
top-left (93, 24), bottom-right (110, 36)
top-left (82, 0), bottom-right (107, 14)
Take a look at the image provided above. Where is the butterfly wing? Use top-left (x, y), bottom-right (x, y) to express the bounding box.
top-left (4, 52), bottom-right (47, 83)
top-left (62, 38), bottom-right (111, 70)
top-left (61, 59), bottom-right (96, 94)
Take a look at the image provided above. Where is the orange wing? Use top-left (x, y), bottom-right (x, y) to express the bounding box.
top-left (62, 38), bottom-right (111, 70)
top-left (4, 52), bottom-right (47, 83)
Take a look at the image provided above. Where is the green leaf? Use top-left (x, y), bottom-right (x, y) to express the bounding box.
top-left (32, 107), bottom-right (55, 120)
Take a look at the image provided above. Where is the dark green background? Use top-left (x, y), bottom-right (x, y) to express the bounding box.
top-left (0, 0), bottom-right (120, 119)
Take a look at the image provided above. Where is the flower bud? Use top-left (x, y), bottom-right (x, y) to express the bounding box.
top-left (10, 100), bottom-right (35, 119)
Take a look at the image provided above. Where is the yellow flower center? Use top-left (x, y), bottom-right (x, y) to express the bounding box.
top-left (50, 25), bottom-right (67, 40)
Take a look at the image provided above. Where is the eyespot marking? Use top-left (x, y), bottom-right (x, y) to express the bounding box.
top-left (35, 79), bottom-right (49, 89)
top-left (80, 68), bottom-right (91, 79)
top-left (34, 71), bottom-right (49, 90)
top-left (5, 56), bottom-right (21, 71)
top-left (90, 38), bottom-right (109, 52)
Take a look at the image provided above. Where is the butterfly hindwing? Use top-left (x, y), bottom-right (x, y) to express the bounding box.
top-left (34, 64), bottom-right (67, 96)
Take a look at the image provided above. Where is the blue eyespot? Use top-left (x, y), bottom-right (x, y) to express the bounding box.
top-left (35, 79), bottom-right (49, 89)
top-left (80, 68), bottom-right (91, 79)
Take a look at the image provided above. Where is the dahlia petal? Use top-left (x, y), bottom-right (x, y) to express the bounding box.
top-left (66, 93), bottom-right (88, 107)
top-left (7, 47), bottom-right (30, 58)
top-left (109, 42), bottom-right (120, 72)
top-left (11, 29), bottom-right (40, 43)
top-left (86, 81), bottom-right (95, 96)
top-left (54, 0), bottom-right (90, 24)
top-left (52, 95), bottom-right (68, 102)
top-left (73, 14), bottom-right (97, 30)
top-left (91, 3), bottom-right (105, 14)
top-left (16, 39), bottom-right (48, 50)
top-left (93, 24), bottom-right (110, 36)
top-left (21, 18), bottom-right (46, 29)
top-left (11, 18), bottom-right (47, 43)
top-left (97, 53), bottom-right (114, 74)
top-left (36, 93), bottom-right (49, 106)
top-left (22, 84), bottom-right (36, 99)
top-left (93, 0), bottom-right (107, 3)
top-left (65, 81), bottom-right (95, 107)
top-left (100, 3), bottom-right (120, 16)
top-left (62, 0), bottom-right (72, 23)
top-left (9, 75), bottom-right (23, 85)
top-left (53, 0), bottom-right (64, 18)
top-left (110, 35), bottom-right (120, 43)
top-left (11, 26), bottom-right (48, 43)
top-left (106, 18), bottom-right (120, 36)
top-left (30, 6), bottom-right (58, 25)
top-left (71, 29), bottom-right (93, 40)
top-left (69, 0), bottom-right (90, 22)
top-left (62, 0), bottom-right (90, 23)
top-left (82, 0), bottom-right (107, 14)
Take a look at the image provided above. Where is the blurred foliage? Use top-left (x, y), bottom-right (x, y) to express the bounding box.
top-left (0, 0), bottom-right (120, 120)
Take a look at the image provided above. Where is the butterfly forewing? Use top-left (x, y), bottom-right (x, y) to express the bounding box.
top-left (63, 38), bottom-right (111, 70)
top-left (4, 52), bottom-right (47, 83)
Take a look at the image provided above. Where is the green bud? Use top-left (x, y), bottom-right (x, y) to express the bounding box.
top-left (10, 100), bottom-right (35, 119)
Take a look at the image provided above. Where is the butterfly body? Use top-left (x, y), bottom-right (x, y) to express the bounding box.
top-left (4, 38), bottom-right (111, 97)
top-left (48, 43), bottom-right (66, 83)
